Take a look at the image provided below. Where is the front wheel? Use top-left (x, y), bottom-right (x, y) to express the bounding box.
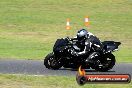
top-left (94, 53), bottom-right (115, 72)
top-left (44, 53), bottom-right (54, 69)
top-left (44, 53), bottom-right (63, 70)
top-left (50, 57), bottom-right (63, 70)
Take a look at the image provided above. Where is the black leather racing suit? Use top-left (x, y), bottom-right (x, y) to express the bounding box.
top-left (71, 32), bottom-right (103, 56)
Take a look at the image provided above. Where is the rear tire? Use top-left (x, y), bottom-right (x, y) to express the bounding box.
top-left (94, 53), bottom-right (115, 72)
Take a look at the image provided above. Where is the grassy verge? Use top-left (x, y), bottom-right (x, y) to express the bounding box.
top-left (0, 74), bottom-right (132, 88)
top-left (0, 0), bottom-right (131, 62)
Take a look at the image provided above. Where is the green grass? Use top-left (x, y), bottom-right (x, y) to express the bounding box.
top-left (0, 0), bottom-right (131, 62)
top-left (0, 74), bottom-right (132, 88)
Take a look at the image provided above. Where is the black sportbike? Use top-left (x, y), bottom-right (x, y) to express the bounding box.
top-left (44, 37), bottom-right (121, 72)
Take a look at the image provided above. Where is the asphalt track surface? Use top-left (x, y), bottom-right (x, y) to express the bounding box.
top-left (0, 60), bottom-right (132, 76)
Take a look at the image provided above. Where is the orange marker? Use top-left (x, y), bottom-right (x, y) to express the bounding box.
top-left (85, 16), bottom-right (90, 27)
top-left (66, 18), bottom-right (71, 30)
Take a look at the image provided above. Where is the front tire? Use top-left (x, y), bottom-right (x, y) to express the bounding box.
top-left (44, 53), bottom-right (54, 69)
top-left (50, 57), bottom-right (63, 70)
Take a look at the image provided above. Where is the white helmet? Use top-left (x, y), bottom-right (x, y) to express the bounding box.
top-left (77, 29), bottom-right (88, 41)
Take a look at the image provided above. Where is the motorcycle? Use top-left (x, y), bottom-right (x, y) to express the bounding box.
top-left (44, 37), bottom-right (121, 72)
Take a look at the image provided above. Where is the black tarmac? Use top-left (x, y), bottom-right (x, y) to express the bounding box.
top-left (0, 60), bottom-right (132, 76)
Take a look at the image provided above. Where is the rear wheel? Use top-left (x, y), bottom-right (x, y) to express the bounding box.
top-left (94, 53), bottom-right (115, 72)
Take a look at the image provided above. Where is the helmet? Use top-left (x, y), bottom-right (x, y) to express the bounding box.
top-left (77, 29), bottom-right (88, 41)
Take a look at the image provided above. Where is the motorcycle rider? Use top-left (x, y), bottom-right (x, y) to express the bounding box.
top-left (70, 29), bottom-right (103, 58)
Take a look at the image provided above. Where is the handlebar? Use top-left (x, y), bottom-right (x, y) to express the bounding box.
top-left (66, 37), bottom-right (71, 41)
